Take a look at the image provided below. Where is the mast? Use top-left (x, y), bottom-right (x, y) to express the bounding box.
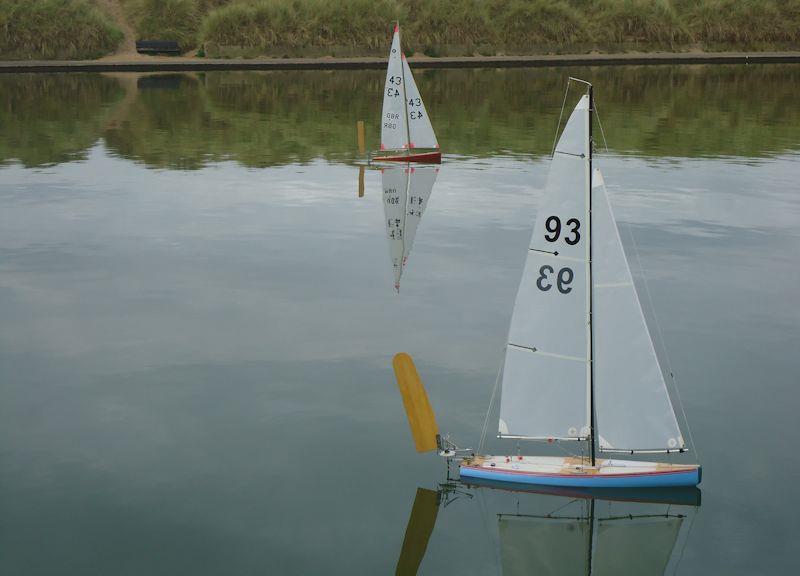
top-left (588, 84), bottom-right (596, 466)
top-left (397, 22), bottom-right (412, 154)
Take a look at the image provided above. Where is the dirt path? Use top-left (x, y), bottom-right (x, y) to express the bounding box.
top-left (94, 0), bottom-right (139, 60)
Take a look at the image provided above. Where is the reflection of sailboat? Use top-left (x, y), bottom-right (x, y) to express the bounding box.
top-left (499, 499), bottom-right (688, 576)
top-left (394, 479), bottom-right (697, 576)
top-left (391, 79), bottom-right (700, 488)
top-left (373, 23), bottom-right (441, 164)
top-left (383, 165), bottom-right (438, 291)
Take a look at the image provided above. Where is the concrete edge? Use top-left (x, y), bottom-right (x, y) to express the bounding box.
top-left (2, 52), bottom-right (800, 73)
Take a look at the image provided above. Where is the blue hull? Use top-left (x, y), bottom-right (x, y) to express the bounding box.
top-left (459, 465), bottom-right (701, 489)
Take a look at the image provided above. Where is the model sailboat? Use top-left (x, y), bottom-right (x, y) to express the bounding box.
top-left (373, 24), bottom-right (441, 164)
top-left (393, 81), bottom-right (700, 489)
top-left (383, 165), bottom-right (439, 290)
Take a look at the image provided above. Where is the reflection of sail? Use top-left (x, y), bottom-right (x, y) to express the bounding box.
top-left (392, 480), bottom-right (696, 576)
top-left (594, 515), bottom-right (683, 575)
top-left (497, 494), bottom-right (689, 576)
top-left (382, 165), bottom-right (438, 290)
top-left (395, 488), bottom-right (440, 576)
top-left (500, 515), bottom-right (590, 576)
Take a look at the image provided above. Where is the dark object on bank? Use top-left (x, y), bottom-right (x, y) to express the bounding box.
top-left (135, 40), bottom-right (181, 55)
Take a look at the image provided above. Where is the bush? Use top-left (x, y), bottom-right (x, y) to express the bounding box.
top-left (0, 0), bottom-right (123, 60)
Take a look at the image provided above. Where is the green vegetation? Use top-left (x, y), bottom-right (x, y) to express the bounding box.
top-left (0, 0), bottom-right (123, 60)
top-left (2, 66), bottom-right (799, 169)
top-left (122, 0), bottom-right (201, 50)
top-left (2, 0), bottom-right (798, 59)
top-left (201, 0), bottom-right (397, 57)
top-left (194, 0), bottom-right (800, 57)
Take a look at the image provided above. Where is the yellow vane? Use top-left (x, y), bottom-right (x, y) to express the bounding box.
top-left (393, 353), bottom-right (440, 452)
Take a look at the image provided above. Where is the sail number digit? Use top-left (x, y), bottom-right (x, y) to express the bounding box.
top-left (387, 75), bottom-right (403, 97)
top-left (544, 216), bottom-right (581, 245)
top-left (536, 265), bottom-right (573, 294)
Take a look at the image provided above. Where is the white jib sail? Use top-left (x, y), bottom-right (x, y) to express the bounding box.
top-left (500, 516), bottom-right (589, 576)
top-left (380, 26), bottom-right (409, 151)
top-left (592, 170), bottom-right (685, 452)
top-left (382, 166), bottom-right (408, 288)
top-left (401, 56), bottom-right (438, 149)
top-left (498, 95), bottom-right (591, 440)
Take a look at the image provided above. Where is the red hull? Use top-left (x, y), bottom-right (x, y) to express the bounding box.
top-left (373, 151), bottom-right (441, 164)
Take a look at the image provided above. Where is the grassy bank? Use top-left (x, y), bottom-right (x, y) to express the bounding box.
top-left (0, 0), bottom-right (123, 60)
top-left (2, 0), bottom-right (799, 60)
top-left (197, 0), bottom-right (800, 57)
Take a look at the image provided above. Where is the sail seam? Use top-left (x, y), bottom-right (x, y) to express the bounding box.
top-left (595, 282), bottom-right (633, 288)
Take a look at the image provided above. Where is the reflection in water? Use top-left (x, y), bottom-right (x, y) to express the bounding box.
top-left (397, 479), bottom-right (699, 575)
top-left (0, 73), bottom-right (123, 167)
top-left (381, 165), bottom-right (439, 291)
top-left (2, 65), bottom-right (800, 169)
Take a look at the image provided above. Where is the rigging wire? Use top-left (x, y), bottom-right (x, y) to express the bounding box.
top-left (478, 360), bottom-right (503, 454)
top-left (593, 99), bottom-right (610, 153)
top-left (622, 220), bottom-right (700, 460)
top-left (551, 80), bottom-right (572, 158)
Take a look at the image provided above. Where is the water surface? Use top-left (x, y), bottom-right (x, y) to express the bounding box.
top-left (1, 65), bottom-right (799, 574)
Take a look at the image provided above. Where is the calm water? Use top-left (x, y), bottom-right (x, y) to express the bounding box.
top-left (1, 65), bottom-right (799, 575)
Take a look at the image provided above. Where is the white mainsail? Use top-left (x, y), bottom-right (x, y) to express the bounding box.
top-left (593, 515), bottom-right (683, 575)
top-left (382, 165), bottom-right (438, 289)
top-left (498, 95), bottom-right (591, 440)
top-left (499, 515), bottom-right (590, 576)
top-left (402, 56), bottom-right (438, 150)
top-left (380, 26), bottom-right (408, 151)
top-left (592, 170), bottom-right (684, 452)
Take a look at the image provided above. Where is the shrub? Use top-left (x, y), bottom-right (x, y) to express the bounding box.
top-left (0, 0), bottom-right (123, 60)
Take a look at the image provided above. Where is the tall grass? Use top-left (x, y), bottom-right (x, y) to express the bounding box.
top-left (590, 0), bottom-right (689, 48)
top-left (202, 0), bottom-right (399, 52)
top-left (198, 0), bottom-right (800, 56)
top-left (0, 0), bottom-right (123, 60)
top-left (687, 0), bottom-right (798, 46)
